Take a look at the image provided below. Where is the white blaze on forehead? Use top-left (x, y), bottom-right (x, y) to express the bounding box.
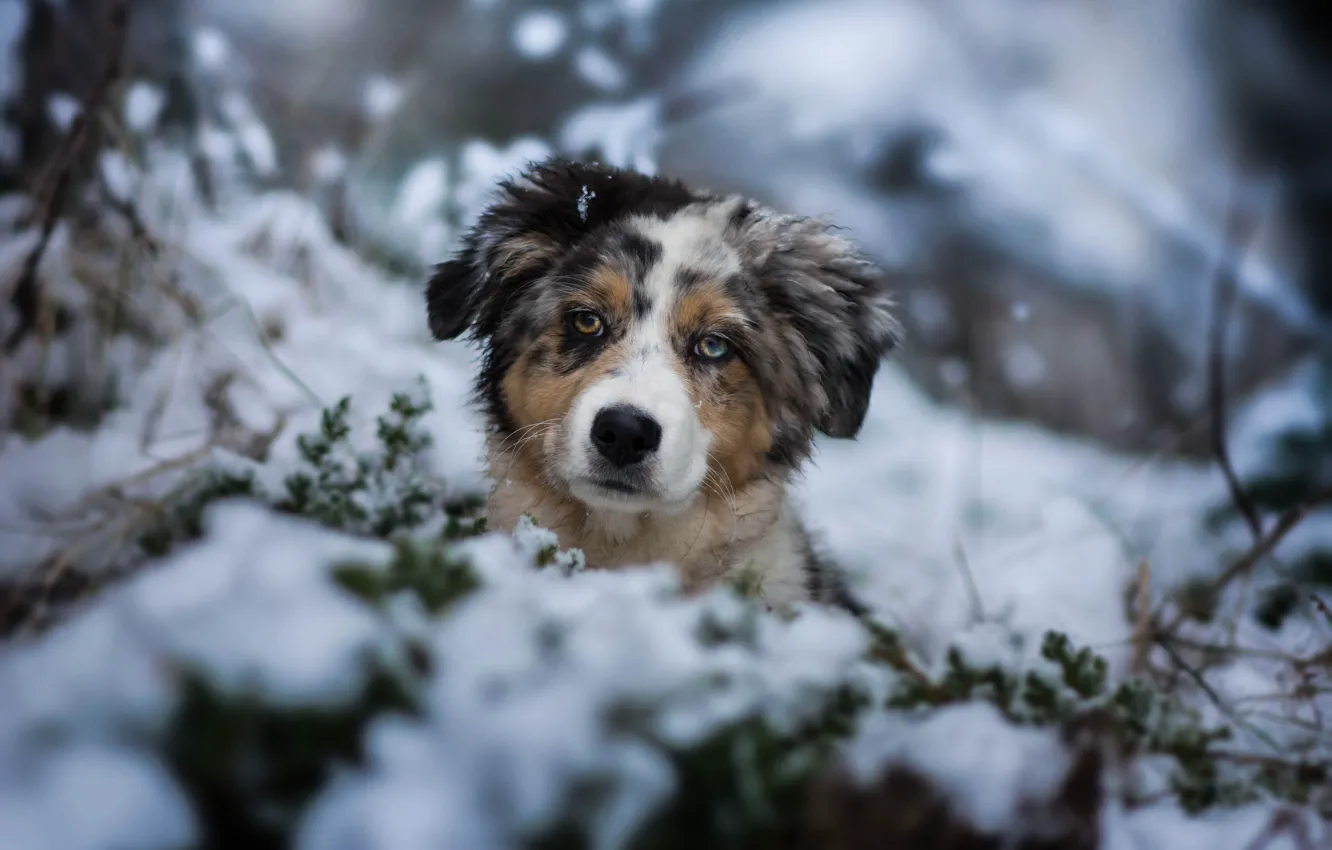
top-left (561, 209), bottom-right (741, 509)
top-left (620, 209), bottom-right (744, 394)
top-left (632, 208), bottom-right (744, 296)
top-left (630, 207), bottom-right (750, 336)
top-left (611, 215), bottom-right (715, 475)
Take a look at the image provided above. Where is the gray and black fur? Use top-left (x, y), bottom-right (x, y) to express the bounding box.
top-left (427, 158), bottom-right (899, 610)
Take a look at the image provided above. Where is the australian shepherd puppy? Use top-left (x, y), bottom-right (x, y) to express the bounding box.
top-left (426, 158), bottom-right (900, 610)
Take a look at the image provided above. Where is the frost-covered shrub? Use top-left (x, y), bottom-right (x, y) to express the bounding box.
top-left (275, 382), bottom-right (442, 538)
top-left (138, 379), bottom-right (474, 564)
top-left (1, 397), bottom-right (1327, 849)
top-left (47, 392), bottom-right (1300, 850)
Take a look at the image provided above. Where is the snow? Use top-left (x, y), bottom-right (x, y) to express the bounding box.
top-left (1, 2), bottom-right (1329, 842)
top-left (577, 184), bottom-right (595, 222)
top-left (196, 123), bottom-right (238, 164)
top-left (391, 158), bottom-right (449, 227)
top-left (561, 97), bottom-right (660, 175)
top-left (681, 0), bottom-right (1321, 337)
top-left (310, 145), bottom-right (349, 183)
top-left (302, 532), bottom-right (876, 849)
top-left (846, 702), bottom-right (1073, 833)
top-left (98, 150), bottom-right (137, 202)
top-left (46, 93), bottom-right (80, 132)
top-left (0, 143), bottom-right (1320, 847)
top-left (1106, 804), bottom-right (1318, 850)
top-left (362, 75), bottom-right (404, 122)
top-left (1001, 341), bottom-right (1048, 388)
top-left (123, 82), bottom-right (166, 134)
top-left (512, 9), bottom-right (569, 62)
top-left (129, 502), bottom-right (391, 704)
top-left (454, 137), bottom-right (554, 227)
top-left (220, 92), bottom-right (278, 176)
top-left (191, 27), bottom-right (229, 72)
top-left (389, 158), bottom-right (452, 265)
top-left (574, 46), bottom-right (628, 92)
top-left (795, 368), bottom-right (1221, 668)
top-left (0, 745), bottom-right (196, 850)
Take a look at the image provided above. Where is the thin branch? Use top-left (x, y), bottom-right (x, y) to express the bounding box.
top-left (4, 0), bottom-right (131, 352)
top-left (1155, 634), bottom-right (1284, 752)
top-left (1206, 490), bottom-right (1332, 603)
top-left (1240, 807), bottom-right (1325, 850)
top-left (1206, 190), bottom-right (1265, 542)
top-left (1158, 488), bottom-right (1332, 637)
top-left (952, 539), bottom-right (985, 624)
top-left (1131, 559), bottom-right (1152, 674)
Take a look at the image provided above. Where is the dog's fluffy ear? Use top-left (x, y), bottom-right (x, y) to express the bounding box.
top-left (426, 258), bottom-right (484, 341)
top-left (742, 211), bottom-right (902, 439)
top-left (426, 157), bottom-right (697, 341)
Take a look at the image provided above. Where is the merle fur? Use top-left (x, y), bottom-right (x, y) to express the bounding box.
top-left (426, 157), bottom-right (901, 466)
top-left (426, 158), bottom-right (900, 611)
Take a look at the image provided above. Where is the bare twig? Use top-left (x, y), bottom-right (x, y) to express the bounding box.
top-left (1206, 191), bottom-right (1266, 543)
top-left (1311, 594), bottom-right (1332, 628)
top-left (1205, 491), bottom-right (1332, 604)
top-left (1155, 634), bottom-right (1284, 752)
top-left (1158, 489), bottom-right (1332, 638)
top-left (1154, 183), bottom-right (1332, 636)
top-left (1131, 559), bottom-right (1152, 674)
top-left (4, 0), bottom-right (131, 353)
top-left (1240, 807), bottom-right (1326, 850)
top-left (952, 539), bottom-right (985, 624)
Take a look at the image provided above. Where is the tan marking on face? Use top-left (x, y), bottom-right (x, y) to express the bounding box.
top-left (670, 284), bottom-right (736, 335)
top-left (671, 284), bottom-right (773, 490)
top-left (500, 261), bottom-right (639, 465)
top-left (581, 264), bottom-right (635, 319)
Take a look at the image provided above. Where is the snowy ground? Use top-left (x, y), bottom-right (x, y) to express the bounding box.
top-left (0, 115), bottom-right (1328, 850)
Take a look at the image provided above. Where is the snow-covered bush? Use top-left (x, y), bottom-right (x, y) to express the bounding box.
top-left (2, 4), bottom-right (1329, 848)
top-left (4, 390), bottom-right (1324, 849)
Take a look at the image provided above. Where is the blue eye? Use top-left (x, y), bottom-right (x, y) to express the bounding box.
top-left (694, 335), bottom-right (730, 360)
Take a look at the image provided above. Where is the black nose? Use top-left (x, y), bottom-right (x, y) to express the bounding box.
top-left (590, 406), bottom-right (662, 468)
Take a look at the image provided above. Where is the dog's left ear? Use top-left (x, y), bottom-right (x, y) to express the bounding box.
top-left (748, 214), bottom-right (902, 439)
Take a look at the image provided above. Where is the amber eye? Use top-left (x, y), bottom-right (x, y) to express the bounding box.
top-left (694, 334), bottom-right (730, 360)
top-left (568, 310), bottom-right (605, 337)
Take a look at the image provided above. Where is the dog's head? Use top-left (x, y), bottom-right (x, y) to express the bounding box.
top-left (428, 158), bottom-right (900, 514)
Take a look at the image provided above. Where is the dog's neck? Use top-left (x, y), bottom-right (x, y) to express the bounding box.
top-left (485, 437), bottom-right (807, 600)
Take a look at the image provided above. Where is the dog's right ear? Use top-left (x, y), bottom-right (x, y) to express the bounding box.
top-left (426, 257), bottom-right (483, 341)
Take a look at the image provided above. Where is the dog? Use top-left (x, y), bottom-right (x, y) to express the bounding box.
top-left (426, 158), bottom-right (900, 609)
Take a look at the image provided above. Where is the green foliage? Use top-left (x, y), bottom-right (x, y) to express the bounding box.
top-left (277, 383), bottom-right (439, 537)
top-left (138, 469), bottom-right (259, 557)
top-left (115, 383), bottom-right (1332, 849)
top-left (865, 621), bottom-right (1264, 813)
top-left (157, 527), bottom-right (492, 850)
top-left (624, 685), bottom-right (869, 850)
top-left (163, 667), bottom-right (419, 850)
top-left (333, 537), bottom-right (481, 616)
top-left (141, 381), bottom-right (475, 564)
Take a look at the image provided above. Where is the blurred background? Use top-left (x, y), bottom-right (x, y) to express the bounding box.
top-left (5, 2), bottom-right (1332, 841)
top-left (7, 0), bottom-right (1332, 442)
top-left (3, 0), bottom-right (1332, 606)
top-left (9, 0), bottom-right (1332, 458)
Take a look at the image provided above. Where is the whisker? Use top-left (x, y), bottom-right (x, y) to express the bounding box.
top-left (703, 457), bottom-right (741, 554)
top-left (495, 418), bottom-right (562, 484)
